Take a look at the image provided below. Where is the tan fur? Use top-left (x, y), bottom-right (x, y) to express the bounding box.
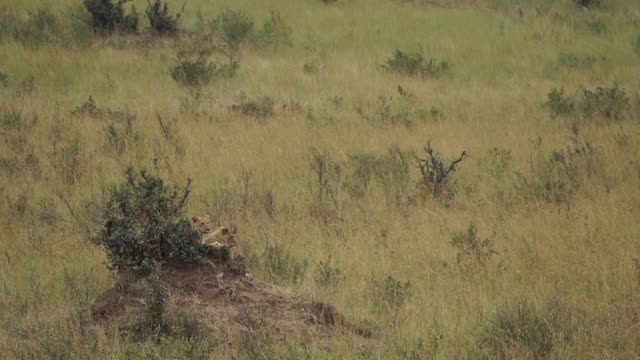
top-left (202, 224), bottom-right (238, 249)
top-left (191, 216), bottom-right (211, 237)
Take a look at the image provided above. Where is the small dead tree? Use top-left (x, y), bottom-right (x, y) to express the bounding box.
top-left (415, 141), bottom-right (466, 198)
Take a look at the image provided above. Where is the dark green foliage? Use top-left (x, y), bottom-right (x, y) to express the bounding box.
top-left (83, 0), bottom-right (139, 35)
top-left (91, 168), bottom-right (207, 274)
top-left (547, 85), bottom-right (629, 121)
top-left (546, 88), bottom-right (575, 118)
top-left (580, 85), bottom-right (630, 120)
top-left (450, 224), bottom-right (497, 271)
top-left (217, 10), bottom-right (254, 49)
top-left (170, 54), bottom-right (238, 87)
top-left (145, 0), bottom-right (183, 36)
top-left (72, 96), bottom-right (99, 116)
top-left (575, 0), bottom-right (601, 8)
top-left (231, 93), bottom-right (275, 119)
top-left (383, 50), bottom-right (450, 78)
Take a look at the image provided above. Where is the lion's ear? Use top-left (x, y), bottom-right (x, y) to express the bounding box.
top-left (222, 227), bottom-right (229, 235)
top-left (191, 216), bottom-right (198, 223)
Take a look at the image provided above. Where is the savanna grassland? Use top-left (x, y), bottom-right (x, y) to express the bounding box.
top-left (1, 0), bottom-right (640, 358)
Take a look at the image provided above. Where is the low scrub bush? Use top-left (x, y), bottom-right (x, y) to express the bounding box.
top-left (216, 9), bottom-right (254, 49)
top-left (255, 11), bottom-right (292, 48)
top-left (231, 93), bottom-right (275, 120)
top-left (0, 70), bottom-right (8, 86)
top-left (557, 52), bottom-right (600, 69)
top-left (451, 224), bottom-right (498, 272)
top-left (369, 275), bottom-right (412, 319)
top-left (91, 168), bottom-right (208, 274)
top-left (308, 148), bottom-right (344, 224)
top-left (145, 0), bottom-right (184, 37)
top-left (356, 95), bottom-right (411, 127)
top-left (83, 0), bottom-right (139, 35)
top-left (170, 53), bottom-right (238, 87)
top-left (546, 85), bottom-right (630, 121)
top-left (415, 141), bottom-right (467, 200)
top-left (383, 49), bottom-right (450, 78)
top-left (584, 18), bottom-right (607, 35)
top-left (575, 0), bottom-right (601, 8)
top-left (478, 299), bottom-right (581, 359)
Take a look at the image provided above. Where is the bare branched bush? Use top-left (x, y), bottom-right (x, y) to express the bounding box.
top-left (415, 141), bottom-right (466, 199)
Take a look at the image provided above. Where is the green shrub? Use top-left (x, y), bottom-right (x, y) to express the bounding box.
top-left (355, 94), bottom-right (411, 127)
top-left (575, 0), bottom-right (601, 8)
top-left (546, 88), bottom-right (575, 118)
top-left (517, 148), bottom-right (584, 204)
top-left (547, 85), bottom-right (629, 121)
top-left (217, 9), bottom-right (254, 49)
top-left (478, 299), bottom-right (581, 359)
top-left (83, 0), bottom-right (139, 35)
top-left (91, 168), bottom-right (208, 274)
top-left (478, 301), bottom-right (552, 359)
top-left (170, 54), bottom-right (238, 87)
top-left (557, 53), bottom-right (599, 69)
top-left (383, 49), bottom-right (450, 78)
top-left (72, 96), bottom-right (99, 116)
top-left (451, 224), bottom-right (497, 271)
top-left (580, 85), bottom-right (630, 120)
top-left (231, 93), bottom-right (275, 119)
top-left (145, 0), bottom-right (183, 37)
top-left (370, 275), bottom-right (412, 318)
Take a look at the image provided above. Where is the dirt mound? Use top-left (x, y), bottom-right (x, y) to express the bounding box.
top-left (88, 255), bottom-right (369, 349)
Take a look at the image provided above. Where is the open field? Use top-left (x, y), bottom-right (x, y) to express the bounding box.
top-left (1, 0), bottom-right (640, 358)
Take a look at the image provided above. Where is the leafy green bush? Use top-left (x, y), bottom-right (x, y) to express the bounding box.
top-left (91, 168), bottom-right (208, 274)
top-left (575, 0), bottom-right (601, 8)
top-left (450, 224), bottom-right (498, 271)
top-left (547, 85), bottom-right (630, 121)
top-left (478, 299), bottom-right (581, 359)
top-left (83, 0), bottom-right (139, 35)
top-left (383, 50), bottom-right (450, 78)
top-left (478, 301), bottom-right (553, 359)
top-left (369, 275), bottom-right (412, 317)
top-left (217, 10), bottom-right (254, 49)
top-left (170, 54), bottom-right (238, 87)
top-left (546, 88), bottom-right (575, 118)
top-left (580, 85), bottom-right (630, 120)
top-left (231, 93), bottom-right (275, 119)
top-left (145, 0), bottom-right (183, 36)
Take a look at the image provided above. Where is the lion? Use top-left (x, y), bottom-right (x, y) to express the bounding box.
top-left (191, 216), bottom-right (211, 237)
top-left (202, 224), bottom-right (238, 249)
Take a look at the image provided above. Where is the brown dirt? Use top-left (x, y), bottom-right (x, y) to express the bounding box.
top-left (88, 255), bottom-right (370, 350)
